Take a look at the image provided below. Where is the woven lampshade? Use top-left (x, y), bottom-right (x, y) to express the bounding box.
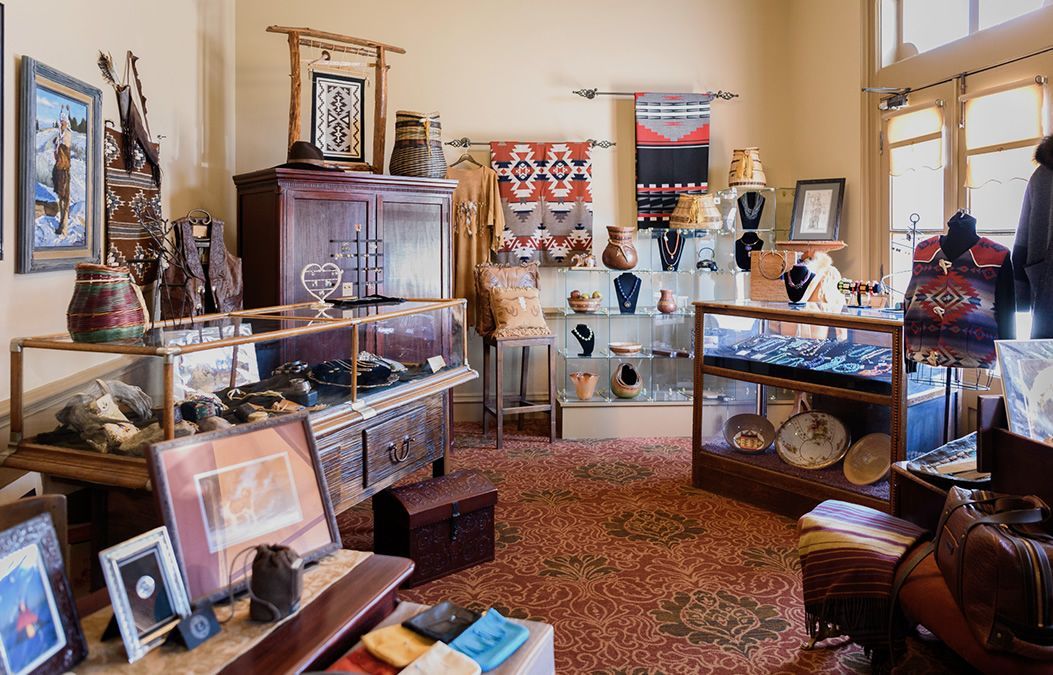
top-left (670, 194), bottom-right (723, 230)
top-left (728, 147), bottom-right (767, 188)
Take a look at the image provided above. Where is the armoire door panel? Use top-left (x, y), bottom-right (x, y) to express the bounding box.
top-left (380, 197), bottom-right (450, 299)
top-left (287, 194), bottom-right (372, 305)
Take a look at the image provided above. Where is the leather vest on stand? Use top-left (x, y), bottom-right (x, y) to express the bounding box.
top-left (904, 236), bottom-right (1008, 369)
top-left (160, 218), bottom-right (242, 320)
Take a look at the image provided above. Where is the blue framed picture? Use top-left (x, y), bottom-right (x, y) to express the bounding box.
top-left (18, 57), bottom-right (102, 273)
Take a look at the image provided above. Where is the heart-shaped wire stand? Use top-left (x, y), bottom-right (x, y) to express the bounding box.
top-left (300, 262), bottom-right (343, 309)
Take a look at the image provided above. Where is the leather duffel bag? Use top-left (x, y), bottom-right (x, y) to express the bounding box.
top-left (935, 486), bottom-right (1053, 658)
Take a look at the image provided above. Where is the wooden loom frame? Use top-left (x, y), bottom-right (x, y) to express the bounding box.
top-left (268, 25), bottom-right (405, 173)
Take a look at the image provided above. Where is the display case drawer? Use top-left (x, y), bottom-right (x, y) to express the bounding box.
top-left (363, 398), bottom-right (444, 488)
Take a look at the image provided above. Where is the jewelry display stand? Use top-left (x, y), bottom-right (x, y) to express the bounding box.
top-left (614, 272), bottom-right (642, 314)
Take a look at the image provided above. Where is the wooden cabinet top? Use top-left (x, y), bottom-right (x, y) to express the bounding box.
top-left (233, 167), bottom-right (457, 193)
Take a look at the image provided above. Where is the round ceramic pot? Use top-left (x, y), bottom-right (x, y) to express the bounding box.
top-left (602, 225), bottom-right (638, 270)
top-left (67, 263), bottom-right (146, 343)
top-left (657, 289), bottom-right (677, 314)
top-left (569, 371), bottom-right (599, 400)
top-left (610, 362), bottom-right (642, 399)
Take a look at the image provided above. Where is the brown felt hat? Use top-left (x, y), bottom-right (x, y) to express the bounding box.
top-left (278, 141), bottom-right (344, 171)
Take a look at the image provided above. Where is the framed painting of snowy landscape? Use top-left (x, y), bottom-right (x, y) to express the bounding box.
top-left (18, 58), bottom-right (102, 273)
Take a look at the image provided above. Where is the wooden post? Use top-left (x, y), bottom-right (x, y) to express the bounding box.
top-left (163, 359), bottom-right (175, 440)
top-left (287, 31), bottom-right (302, 150)
top-left (351, 329), bottom-right (359, 403)
top-left (373, 48), bottom-right (388, 174)
top-left (10, 345), bottom-right (23, 442)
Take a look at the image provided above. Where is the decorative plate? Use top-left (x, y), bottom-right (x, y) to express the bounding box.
top-left (722, 414), bottom-right (775, 454)
top-left (843, 433), bottom-right (891, 485)
top-left (608, 342), bottom-right (642, 355)
top-left (775, 411), bottom-right (850, 470)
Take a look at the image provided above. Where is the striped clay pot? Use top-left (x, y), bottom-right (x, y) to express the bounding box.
top-left (67, 263), bottom-right (147, 343)
top-left (389, 110), bottom-right (446, 178)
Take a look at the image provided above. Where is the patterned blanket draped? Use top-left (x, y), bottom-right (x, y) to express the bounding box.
top-left (634, 93), bottom-right (712, 228)
top-left (798, 500), bottom-right (926, 651)
top-left (490, 141), bottom-right (593, 267)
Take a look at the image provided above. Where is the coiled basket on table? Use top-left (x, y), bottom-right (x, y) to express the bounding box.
top-left (67, 263), bottom-right (147, 343)
top-left (389, 110), bottom-right (446, 178)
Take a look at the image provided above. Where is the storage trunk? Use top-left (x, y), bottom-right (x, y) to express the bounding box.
top-left (373, 470), bottom-right (497, 587)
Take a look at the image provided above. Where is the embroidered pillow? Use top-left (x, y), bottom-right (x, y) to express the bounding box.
top-left (489, 287), bottom-right (550, 338)
top-left (473, 262), bottom-right (540, 337)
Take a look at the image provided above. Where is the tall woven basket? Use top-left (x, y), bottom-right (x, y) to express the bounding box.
top-left (389, 110), bottom-right (446, 178)
top-left (67, 263), bottom-right (147, 343)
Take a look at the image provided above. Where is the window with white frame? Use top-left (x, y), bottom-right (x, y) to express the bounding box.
top-left (884, 104), bottom-right (946, 286)
top-left (888, 0), bottom-right (1047, 63)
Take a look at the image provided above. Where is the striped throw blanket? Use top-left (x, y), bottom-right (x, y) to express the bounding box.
top-left (798, 500), bottom-right (926, 652)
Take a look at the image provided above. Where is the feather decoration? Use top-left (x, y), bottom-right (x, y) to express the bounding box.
top-left (97, 51), bottom-right (121, 89)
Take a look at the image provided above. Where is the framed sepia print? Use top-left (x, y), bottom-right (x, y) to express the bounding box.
top-left (147, 412), bottom-right (340, 604)
top-left (310, 69), bottom-right (366, 167)
top-left (99, 527), bottom-right (190, 663)
top-left (995, 339), bottom-right (1053, 445)
top-left (789, 178), bottom-right (845, 241)
top-left (0, 513), bottom-right (87, 675)
top-left (18, 57), bottom-right (103, 273)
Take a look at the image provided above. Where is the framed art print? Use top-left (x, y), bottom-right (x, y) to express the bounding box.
top-left (147, 412), bottom-right (341, 604)
top-left (99, 527), bottom-right (190, 663)
top-left (995, 339), bottom-right (1053, 445)
top-left (0, 513), bottom-right (87, 675)
top-left (18, 57), bottom-right (102, 273)
top-left (789, 178), bottom-right (845, 241)
top-left (310, 70), bottom-right (366, 166)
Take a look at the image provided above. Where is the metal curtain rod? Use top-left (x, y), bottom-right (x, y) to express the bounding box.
top-left (445, 137), bottom-right (616, 149)
top-left (572, 88), bottom-right (739, 101)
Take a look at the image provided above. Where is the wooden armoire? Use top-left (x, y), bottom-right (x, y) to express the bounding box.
top-left (233, 168), bottom-right (457, 305)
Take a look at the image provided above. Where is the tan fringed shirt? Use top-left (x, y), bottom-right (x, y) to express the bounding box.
top-left (448, 164), bottom-right (505, 325)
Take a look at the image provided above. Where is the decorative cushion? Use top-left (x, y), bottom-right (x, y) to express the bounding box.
top-left (474, 262), bottom-right (540, 337)
top-left (489, 287), bottom-right (550, 339)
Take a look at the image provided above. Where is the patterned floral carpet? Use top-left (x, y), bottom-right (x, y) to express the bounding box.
top-left (339, 424), bottom-right (969, 674)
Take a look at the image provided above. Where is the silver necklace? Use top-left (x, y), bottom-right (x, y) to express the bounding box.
top-left (784, 266), bottom-right (813, 290)
top-left (614, 275), bottom-right (641, 308)
top-left (739, 192), bottom-right (764, 221)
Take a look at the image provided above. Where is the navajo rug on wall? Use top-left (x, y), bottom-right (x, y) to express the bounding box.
top-left (103, 126), bottom-right (162, 285)
top-left (490, 141), bottom-right (592, 266)
top-left (635, 92), bottom-right (712, 227)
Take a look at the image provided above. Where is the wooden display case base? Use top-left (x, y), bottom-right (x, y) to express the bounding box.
top-left (693, 439), bottom-right (889, 517)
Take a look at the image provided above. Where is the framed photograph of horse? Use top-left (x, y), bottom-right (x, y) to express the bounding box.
top-left (18, 57), bottom-right (103, 273)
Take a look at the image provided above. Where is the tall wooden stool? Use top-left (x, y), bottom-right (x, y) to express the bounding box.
top-left (481, 334), bottom-right (556, 449)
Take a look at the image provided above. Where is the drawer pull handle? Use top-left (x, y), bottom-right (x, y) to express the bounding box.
top-left (390, 436), bottom-right (413, 463)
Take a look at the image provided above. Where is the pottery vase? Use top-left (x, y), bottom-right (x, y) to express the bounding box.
top-left (657, 289), bottom-right (677, 314)
top-left (611, 363), bottom-right (643, 399)
top-left (569, 371), bottom-right (599, 401)
top-left (602, 225), bottom-right (638, 270)
top-left (67, 263), bottom-right (146, 343)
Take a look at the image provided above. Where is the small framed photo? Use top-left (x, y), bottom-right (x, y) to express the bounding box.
top-left (789, 178), bottom-right (845, 241)
top-left (99, 527), bottom-right (191, 663)
top-left (0, 513), bottom-right (87, 675)
top-left (995, 339), bottom-right (1053, 445)
top-left (18, 57), bottom-right (103, 273)
top-left (148, 412), bottom-right (341, 604)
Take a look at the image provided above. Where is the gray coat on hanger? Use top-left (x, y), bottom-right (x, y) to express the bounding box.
top-left (1013, 136), bottom-right (1053, 339)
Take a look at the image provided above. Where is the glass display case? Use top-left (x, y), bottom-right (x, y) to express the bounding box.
top-left (8, 299), bottom-right (474, 495)
top-left (692, 300), bottom-right (914, 514)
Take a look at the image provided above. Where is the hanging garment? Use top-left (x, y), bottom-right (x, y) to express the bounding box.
top-left (490, 142), bottom-right (592, 266)
top-left (634, 92), bottom-right (712, 227)
top-left (160, 215), bottom-right (243, 319)
top-left (1013, 136), bottom-right (1053, 339)
top-left (904, 236), bottom-right (1009, 369)
top-left (448, 164), bottom-right (505, 326)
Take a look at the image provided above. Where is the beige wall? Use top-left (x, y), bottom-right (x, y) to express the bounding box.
top-left (0, 0), bottom-right (871, 406)
top-left (0, 0), bottom-right (235, 401)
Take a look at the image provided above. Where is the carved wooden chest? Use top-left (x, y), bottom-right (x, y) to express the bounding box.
top-left (372, 470), bottom-right (497, 587)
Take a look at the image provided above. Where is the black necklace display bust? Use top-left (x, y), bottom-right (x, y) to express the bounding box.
top-left (735, 232), bottom-right (765, 271)
top-left (783, 261), bottom-right (814, 304)
top-left (614, 272), bottom-right (642, 314)
top-left (737, 192), bottom-right (765, 230)
top-left (571, 323), bottom-right (595, 356)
